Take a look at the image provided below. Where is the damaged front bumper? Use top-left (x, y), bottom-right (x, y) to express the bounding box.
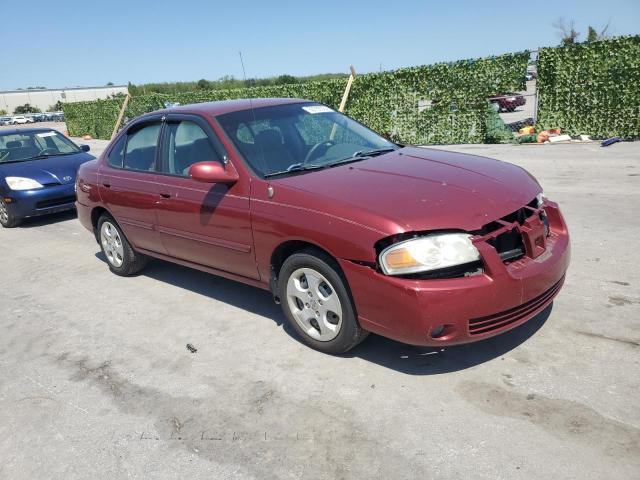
top-left (339, 201), bottom-right (570, 347)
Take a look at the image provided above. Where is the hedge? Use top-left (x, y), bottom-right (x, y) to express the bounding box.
top-left (63, 52), bottom-right (530, 143)
top-left (537, 35), bottom-right (640, 138)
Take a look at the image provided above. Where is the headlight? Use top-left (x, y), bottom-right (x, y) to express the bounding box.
top-left (380, 233), bottom-right (480, 276)
top-left (5, 177), bottom-right (44, 191)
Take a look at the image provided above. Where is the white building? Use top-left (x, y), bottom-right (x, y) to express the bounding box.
top-left (0, 85), bottom-right (128, 114)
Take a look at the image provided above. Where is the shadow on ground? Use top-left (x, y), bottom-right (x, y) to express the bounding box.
top-left (95, 252), bottom-right (552, 375)
top-left (19, 210), bottom-right (77, 228)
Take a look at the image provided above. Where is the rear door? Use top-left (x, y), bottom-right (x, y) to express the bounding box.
top-left (154, 113), bottom-right (258, 279)
top-left (98, 117), bottom-right (167, 254)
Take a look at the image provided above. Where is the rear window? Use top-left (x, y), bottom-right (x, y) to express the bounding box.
top-left (107, 136), bottom-right (125, 168)
top-left (123, 123), bottom-right (160, 172)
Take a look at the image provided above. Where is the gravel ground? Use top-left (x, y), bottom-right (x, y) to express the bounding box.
top-left (0, 139), bottom-right (639, 479)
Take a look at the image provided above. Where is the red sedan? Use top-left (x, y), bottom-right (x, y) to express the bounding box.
top-left (76, 99), bottom-right (570, 354)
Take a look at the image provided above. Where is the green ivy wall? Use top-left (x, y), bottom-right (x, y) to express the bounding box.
top-left (63, 52), bottom-right (529, 142)
top-left (537, 35), bottom-right (640, 138)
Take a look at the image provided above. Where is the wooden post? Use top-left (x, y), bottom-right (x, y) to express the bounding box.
top-left (330, 66), bottom-right (357, 140)
top-left (111, 94), bottom-right (131, 140)
top-left (338, 65), bottom-right (357, 113)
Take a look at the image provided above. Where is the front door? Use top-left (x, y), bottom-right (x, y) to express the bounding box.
top-left (154, 114), bottom-right (258, 279)
top-left (98, 119), bottom-right (166, 254)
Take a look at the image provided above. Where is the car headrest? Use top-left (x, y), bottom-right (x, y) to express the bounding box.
top-left (254, 129), bottom-right (283, 147)
top-left (6, 140), bottom-right (21, 148)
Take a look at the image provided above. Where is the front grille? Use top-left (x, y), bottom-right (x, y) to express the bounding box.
top-left (36, 195), bottom-right (76, 209)
top-left (468, 277), bottom-right (564, 335)
top-left (475, 198), bottom-right (546, 263)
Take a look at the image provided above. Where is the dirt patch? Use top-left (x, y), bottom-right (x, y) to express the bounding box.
top-left (573, 330), bottom-right (639, 348)
top-left (608, 295), bottom-right (639, 306)
top-left (456, 381), bottom-right (640, 460)
top-left (54, 353), bottom-right (419, 479)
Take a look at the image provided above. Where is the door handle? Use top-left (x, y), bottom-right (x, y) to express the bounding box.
top-left (159, 192), bottom-right (171, 198)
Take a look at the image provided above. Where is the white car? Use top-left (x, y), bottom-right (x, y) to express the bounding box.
top-left (11, 116), bottom-right (34, 125)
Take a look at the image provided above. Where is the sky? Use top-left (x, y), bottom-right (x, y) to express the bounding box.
top-left (1, 0), bottom-right (639, 90)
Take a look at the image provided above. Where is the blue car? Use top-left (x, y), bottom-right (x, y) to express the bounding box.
top-left (0, 128), bottom-right (94, 227)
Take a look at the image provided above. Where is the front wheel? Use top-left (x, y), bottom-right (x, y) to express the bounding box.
top-left (278, 250), bottom-right (368, 354)
top-left (98, 215), bottom-right (148, 276)
top-left (0, 199), bottom-right (20, 228)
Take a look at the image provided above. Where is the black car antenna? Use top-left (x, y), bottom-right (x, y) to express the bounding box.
top-left (238, 51), bottom-right (267, 173)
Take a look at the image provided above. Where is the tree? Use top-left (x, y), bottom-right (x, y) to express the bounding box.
top-left (553, 17), bottom-right (580, 45)
top-left (587, 22), bottom-right (611, 42)
top-left (274, 74), bottom-right (298, 85)
top-left (196, 79), bottom-right (211, 90)
top-left (14, 104), bottom-right (41, 114)
top-left (49, 101), bottom-right (64, 112)
top-left (106, 81), bottom-right (114, 86)
top-left (0, 109), bottom-right (7, 116)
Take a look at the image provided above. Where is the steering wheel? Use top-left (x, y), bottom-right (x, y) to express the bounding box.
top-left (303, 140), bottom-right (334, 165)
top-left (37, 148), bottom-right (58, 156)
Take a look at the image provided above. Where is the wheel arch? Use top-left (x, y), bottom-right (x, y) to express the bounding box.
top-left (269, 239), bottom-right (350, 300)
top-left (90, 206), bottom-right (112, 243)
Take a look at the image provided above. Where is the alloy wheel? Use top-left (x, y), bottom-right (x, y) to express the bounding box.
top-left (286, 267), bottom-right (343, 341)
top-left (100, 221), bottom-right (124, 268)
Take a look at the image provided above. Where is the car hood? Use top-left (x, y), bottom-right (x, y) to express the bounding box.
top-left (274, 146), bottom-right (541, 235)
top-left (0, 152), bottom-right (94, 187)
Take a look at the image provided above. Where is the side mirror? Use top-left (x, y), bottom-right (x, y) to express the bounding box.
top-left (189, 161), bottom-right (238, 184)
top-left (80, 144), bottom-right (90, 152)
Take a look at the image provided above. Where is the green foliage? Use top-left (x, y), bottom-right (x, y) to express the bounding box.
top-left (63, 98), bottom-right (122, 139)
top-left (0, 109), bottom-right (7, 116)
top-left (49, 101), bottom-right (64, 112)
top-left (127, 73), bottom-right (348, 96)
top-left (14, 104), bottom-right (41, 114)
top-left (537, 35), bottom-right (640, 138)
top-left (63, 52), bottom-right (529, 142)
top-left (484, 103), bottom-right (515, 144)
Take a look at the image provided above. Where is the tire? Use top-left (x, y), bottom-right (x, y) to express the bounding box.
top-left (97, 214), bottom-right (148, 276)
top-left (0, 199), bottom-right (20, 228)
top-left (278, 249), bottom-right (368, 354)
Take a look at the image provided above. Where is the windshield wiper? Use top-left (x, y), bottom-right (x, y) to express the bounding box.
top-left (352, 147), bottom-right (396, 158)
top-left (323, 147), bottom-right (397, 168)
top-left (263, 163), bottom-right (325, 179)
top-left (29, 152), bottom-right (78, 160)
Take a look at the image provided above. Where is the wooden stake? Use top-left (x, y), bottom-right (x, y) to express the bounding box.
top-left (338, 65), bottom-right (357, 113)
top-left (111, 94), bottom-right (131, 140)
top-left (331, 66), bottom-right (357, 140)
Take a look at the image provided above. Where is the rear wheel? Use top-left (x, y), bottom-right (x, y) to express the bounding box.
top-left (278, 250), bottom-right (368, 354)
top-left (0, 199), bottom-right (20, 228)
top-left (98, 214), bottom-right (148, 276)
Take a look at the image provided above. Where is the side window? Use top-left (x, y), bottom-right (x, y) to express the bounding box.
top-left (123, 123), bottom-right (160, 172)
top-left (107, 136), bottom-right (125, 168)
top-left (165, 121), bottom-right (220, 176)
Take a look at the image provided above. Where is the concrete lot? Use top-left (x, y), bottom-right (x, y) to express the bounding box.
top-left (0, 139), bottom-right (639, 479)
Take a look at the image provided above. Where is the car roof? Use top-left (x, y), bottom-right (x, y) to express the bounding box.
top-left (141, 97), bottom-right (311, 120)
top-left (0, 127), bottom-right (62, 136)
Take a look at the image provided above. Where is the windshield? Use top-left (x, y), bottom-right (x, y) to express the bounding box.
top-left (0, 130), bottom-right (81, 163)
top-left (216, 102), bottom-right (397, 177)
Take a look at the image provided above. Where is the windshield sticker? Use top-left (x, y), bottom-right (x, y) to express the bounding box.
top-left (37, 131), bottom-right (57, 137)
top-left (302, 105), bottom-right (334, 114)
